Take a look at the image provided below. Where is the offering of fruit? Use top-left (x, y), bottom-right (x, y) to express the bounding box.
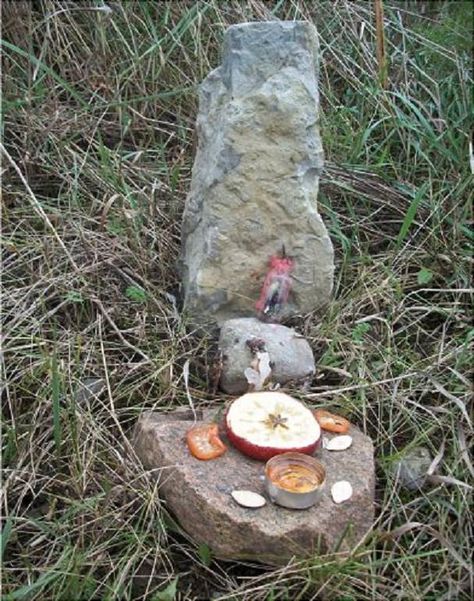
top-left (314, 409), bottom-right (350, 434)
top-left (186, 423), bottom-right (227, 460)
top-left (225, 392), bottom-right (321, 461)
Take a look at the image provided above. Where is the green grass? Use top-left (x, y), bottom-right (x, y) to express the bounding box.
top-left (1, 0), bottom-right (473, 599)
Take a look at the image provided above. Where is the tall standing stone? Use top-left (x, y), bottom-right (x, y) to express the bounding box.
top-left (181, 21), bottom-right (334, 325)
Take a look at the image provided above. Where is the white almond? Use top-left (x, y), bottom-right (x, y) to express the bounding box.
top-left (231, 490), bottom-right (266, 508)
top-left (331, 481), bottom-right (353, 504)
top-left (325, 435), bottom-right (353, 451)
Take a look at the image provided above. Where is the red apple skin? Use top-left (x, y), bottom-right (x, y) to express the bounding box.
top-left (224, 414), bottom-right (322, 461)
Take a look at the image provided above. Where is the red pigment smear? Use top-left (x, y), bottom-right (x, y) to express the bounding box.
top-left (255, 255), bottom-right (294, 317)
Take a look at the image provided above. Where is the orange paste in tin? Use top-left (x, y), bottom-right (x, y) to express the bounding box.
top-left (267, 463), bottom-right (321, 493)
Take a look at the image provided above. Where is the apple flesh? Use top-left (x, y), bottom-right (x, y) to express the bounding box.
top-left (225, 392), bottom-right (321, 461)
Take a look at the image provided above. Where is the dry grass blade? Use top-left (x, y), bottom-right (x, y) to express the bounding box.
top-left (374, 0), bottom-right (388, 88)
top-left (1, 143), bottom-right (80, 273)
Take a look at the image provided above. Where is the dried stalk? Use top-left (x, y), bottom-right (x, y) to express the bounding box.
top-left (374, 0), bottom-right (388, 88)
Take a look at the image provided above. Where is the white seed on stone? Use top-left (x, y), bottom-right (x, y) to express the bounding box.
top-left (325, 435), bottom-right (353, 451)
top-left (231, 490), bottom-right (266, 508)
top-left (331, 481), bottom-right (353, 504)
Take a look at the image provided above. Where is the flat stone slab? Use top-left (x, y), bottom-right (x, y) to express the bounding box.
top-left (219, 318), bottom-right (315, 394)
top-left (133, 408), bottom-right (375, 564)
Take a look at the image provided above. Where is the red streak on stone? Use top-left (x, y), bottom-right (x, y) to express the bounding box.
top-left (255, 255), bottom-right (294, 315)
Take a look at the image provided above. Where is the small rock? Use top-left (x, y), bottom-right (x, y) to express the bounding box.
top-left (75, 378), bottom-right (105, 403)
top-left (219, 317), bottom-right (315, 394)
top-left (392, 446), bottom-right (432, 491)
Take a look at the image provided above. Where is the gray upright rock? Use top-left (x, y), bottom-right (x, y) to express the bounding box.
top-left (181, 21), bottom-right (334, 325)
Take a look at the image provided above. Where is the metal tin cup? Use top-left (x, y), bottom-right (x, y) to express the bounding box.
top-left (265, 452), bottom-right (326, 509)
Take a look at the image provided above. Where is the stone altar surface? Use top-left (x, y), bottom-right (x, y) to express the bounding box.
top-left (133, 408), bottom-right (375, 564)
top-left (181, 21), bottom-right (334, 325)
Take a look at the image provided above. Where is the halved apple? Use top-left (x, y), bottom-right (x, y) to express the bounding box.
top-left (225, 392), bottom-right (321, 461)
